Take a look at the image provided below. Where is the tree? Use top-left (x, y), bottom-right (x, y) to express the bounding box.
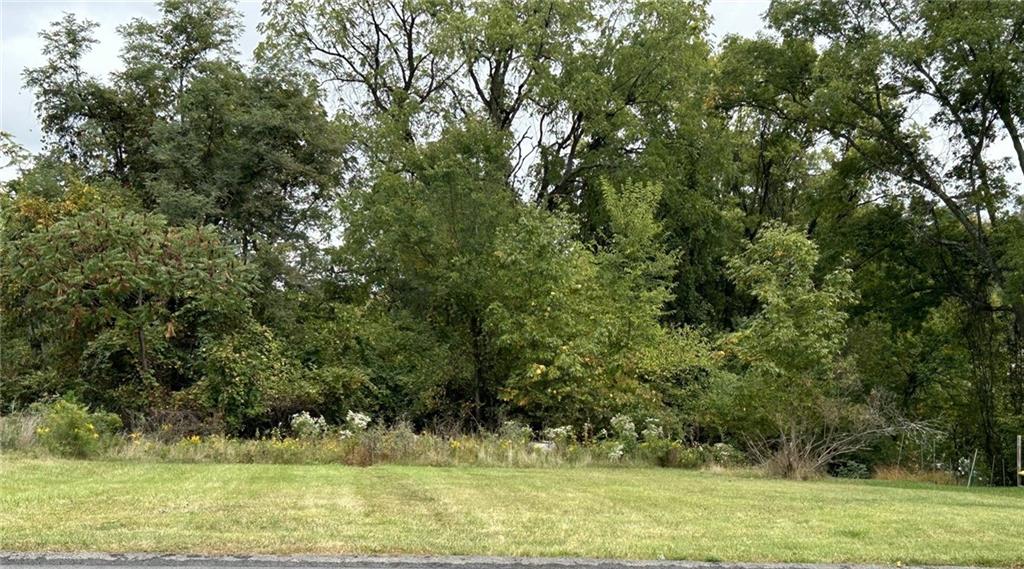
top-left (713, 36), bottom-right (822, 239)
top-left (23, 1), bottom-right (350, 280)
top-left (487, 182), bottom-right (706, 426)
top-left (709, 223), bottom-right (875, 478)
top-left (1, 203), bottom-right (255, 416)
top-left (261, 0), bottom-right (719, 217)
top-left (766, 0), bottom-right (1024, 480)
top-left (6, 0), bottom-right (1023, 476)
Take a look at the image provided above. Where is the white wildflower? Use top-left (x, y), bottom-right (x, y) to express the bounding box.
top-left (346, 410), bottom-right (371, 431)
top-left (607, 443), bottom-right (625, 461)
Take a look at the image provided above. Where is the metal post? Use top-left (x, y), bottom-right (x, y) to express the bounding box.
top-left (967, 449), bottom-right (978, 487)
top-left (1017, 434), bottom-right (1022, 488)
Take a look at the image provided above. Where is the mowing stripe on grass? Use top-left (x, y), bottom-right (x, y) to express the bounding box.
top-left (1, 460), bottom-right (1021, 566)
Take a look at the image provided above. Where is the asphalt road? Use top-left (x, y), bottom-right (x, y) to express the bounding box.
top-left (0, 553), bottom-right (983, 569)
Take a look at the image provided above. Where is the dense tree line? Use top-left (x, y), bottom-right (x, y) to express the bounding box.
top-left (2, 0), bottom-right (1022, 482)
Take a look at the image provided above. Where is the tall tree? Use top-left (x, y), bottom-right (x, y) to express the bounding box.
top-left (765, 0), bottom-right (1024, 476)
top-left (23, 1), bottom-right (350, 279)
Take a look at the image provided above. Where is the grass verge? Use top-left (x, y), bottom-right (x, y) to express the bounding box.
top-left (1, 458), bottom-right (1021, 566)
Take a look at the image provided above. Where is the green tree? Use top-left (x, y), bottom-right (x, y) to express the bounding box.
top-left (766, 0), bottom-right (1024, 481)
top-left (23, 1), bottom-right (349, 278)
top-left (488, 182), bottom-right (708, 426)
top-left (710, 223), bottom-right (874, 477)
top-left (1, 204), bottom-right (255, 416)
top-left (262, 0), bottom-right (722, 225)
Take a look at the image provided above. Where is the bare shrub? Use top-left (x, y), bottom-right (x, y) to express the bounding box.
top-left (747, 392), bottom-right (931, 479)
top-left (137, 408), bottom-right (226, 442)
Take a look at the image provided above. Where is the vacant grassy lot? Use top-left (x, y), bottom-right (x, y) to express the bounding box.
top-left (1, 459), bottom-right (1021, 566)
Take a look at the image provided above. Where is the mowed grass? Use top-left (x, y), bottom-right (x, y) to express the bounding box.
top-left (1, 459), bottom-right (1022, 566)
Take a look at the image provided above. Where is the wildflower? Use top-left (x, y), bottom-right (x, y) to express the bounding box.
top-left (346, 410), bottom-right (371, 431)
top-left (607, 443), bottom-right (625, 461)
top-left (290, 411), bottom-right (327, 439)
top-left (610, 414), bottom-right (637, 442)
top-left (541, 425), bottom-right (574, 444)
top-left (640, 419), bottom-right (663, 442)
top-left (498, 420), bottom-right (532, 443)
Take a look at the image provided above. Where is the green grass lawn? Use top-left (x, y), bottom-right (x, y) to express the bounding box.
top-left (1, 459), bottom-right (1022, 566)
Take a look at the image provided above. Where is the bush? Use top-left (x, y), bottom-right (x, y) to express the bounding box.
top-left (609, 414), bottom-right (638, 449)
top-left (499, 420), bottom-right (533, 443)
top-left (831, 459), bottom-right (870, 479)
top-left (290, 411), bottom-right (327, 439)
top-left (541, 425), bottom-right (574, 447)
top-left (709, 442), bottom-right (744, 466)
top-left (345, 410), bottom-right (372, 431)
top-left (657, 442), bottom-right (706, 468)
top-left (36, 400), bottom-right (122, 458)
top-left (640, 419), bottom-right (664, 442)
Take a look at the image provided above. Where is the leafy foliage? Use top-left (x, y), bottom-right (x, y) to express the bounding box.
top-left (3, 0), bottom-right (1023, 482)
top-left (707, 224), bottom-right (871, 477)
top-left (35, 400), bottom-right (123, 458)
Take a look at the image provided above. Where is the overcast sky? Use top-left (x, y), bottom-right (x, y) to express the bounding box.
top-left (0, 0), bottom-right (769, 158)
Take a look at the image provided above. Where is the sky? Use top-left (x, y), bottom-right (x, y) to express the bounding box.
top-left (1, 0), bottom-right (266, 157)
top-left (3, 0), bottom-right (1020, 191)
top-left (0, 0), bottom-right (770, 162)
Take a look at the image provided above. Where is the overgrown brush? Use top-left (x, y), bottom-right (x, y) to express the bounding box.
top-left (5, 408), bottom-right (745, 470)
top-left (872, 465), bottom-right (958, 485)
top-left (0, 411), bottom-right (41, 452)
top-left (6, 405), bottom-right (960, 483)
top-left (34, 400), bottom-right (122, 458)
top-left (107, 428), bottom-right (736, 468)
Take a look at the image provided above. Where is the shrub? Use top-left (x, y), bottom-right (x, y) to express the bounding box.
top-left (831, 459), bottom-right (870, 479)
top-left (351, 422), bottom-right (420, 464)
top-left (609, 414), bottom-right (638, 447)
top-left (290, 411), bottom-right (327, 439)
top-left (36, 400), bottom-right (122, 458)
top-left (499, 420), bottom-right (533, 443)
top-left (541, 425), bottom-right (574, 447)
top-left (709, 442), bottom-right (744, 466)
top-left (345, 410), bottom-right (372, 431)
top-left (380, 422), bottom-right (419, 460)
top-left (657, 442), bottom-right (706, 468)
top-left (606, 442), bottom-right (625, 461)
top-left (640, 419), bottom-right (663, 442)
top-left (759, 445), bottom-right (822, 480)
